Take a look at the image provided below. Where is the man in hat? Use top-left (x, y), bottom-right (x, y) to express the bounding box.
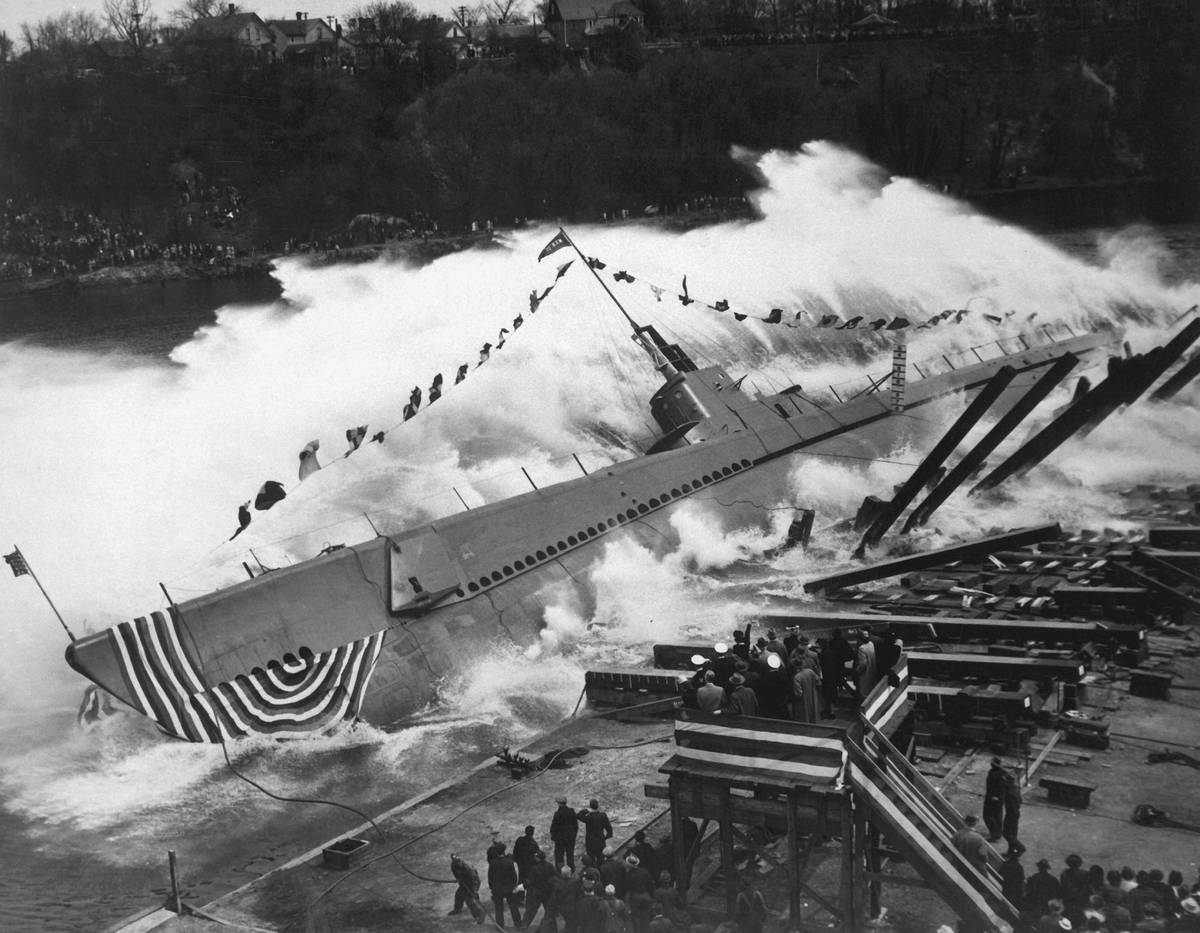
top-left (487, 830), bottom-right (506, 863)
top-left (513, 824), bottom-right (541, 884)
top-left (951, 815), bottom-right (989, 874)
top-left (488, 842), bottom-right (522, 928)
top-left (1000, 849), bottom-right (1025, 908)
top-left (577, 799), bottom-right (613, 861)
top-left (521, 851), bottom-right (557, 930)
top-left (624, 853), bottom-right (655, 931)
top-left (550, 795), bottom-right (578, 871)
top-left (1177, 897), bottom-right (1200, 932)
top-left (1002, 763), bottom-right (1025, 856)
top-left (630, 829), bottom-right (656, 878)
top-left (854, 629), bottom-right (877, 697)
top-left (598, 846), bottom-right (625, 899)
top-left (791, 661), bottom-right (821, 723)
top-left (726, 672), bottom-right (759, 717)
top-left (1060, 854), bottom-right (1091, 918)
top-left (449, 853), bottom-right (486, 923)
top-left (984, 757), bottom-right (1009, 842)
top-left (1026, 859), bottom-right (1063, 918)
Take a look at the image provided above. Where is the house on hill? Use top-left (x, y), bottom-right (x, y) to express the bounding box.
top-left (180, 7), bottom-right (276, 58)
top-left (265, 13), bottom-right (356, 68)
top-left (543, 0), bottom-right (643, 48)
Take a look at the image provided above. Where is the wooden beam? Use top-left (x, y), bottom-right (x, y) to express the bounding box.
top-left (804, 524), bottom-right (1062, 593)
top-left (787, 789), bottom-right (803, 930)
top-left (669, 774), bottom-right (687, 900)
top-left (840, 795), bottom-right (857, 933)
top-left (1024, 730), bottom-right (1064, 791)
top-left (863, 870), bottom-right (933, 890)
top-left (905, 353), bottom-right (1078, 531)
top-left (857, 365), bottom-right (1017, 553)
top-left (719, 788), bottom-right (737, 917)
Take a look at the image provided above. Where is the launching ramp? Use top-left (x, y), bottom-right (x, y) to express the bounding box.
top-left (647, 655), bottom-right (1019, 932)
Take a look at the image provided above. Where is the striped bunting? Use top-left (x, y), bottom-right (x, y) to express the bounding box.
top-left (670, 710), bottom-right (846, 785)
top-left (861, 657), bottom-right (911, 734)
top-left (108, 610), bottom-right (385, 743)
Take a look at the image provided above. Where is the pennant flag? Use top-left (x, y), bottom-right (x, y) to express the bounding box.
top-left (371, 431), bottom-right (386, 444)
top-left (1027, 311), bottom-right (1038, 321)
top-left (513, 315), bottom-right (523, 330)
top-left (3, 549), bottom-right (29, 578)
top-left (429, 373), bottom-right (443, 404)
top-left (766, 309), bottom-right (783, 324)
top-left (586, 256), bottom-right (606, 270)
top-left (984, 312), bottom-right (1002, 324)
top-left (497, 327), bottom-right (509, 349)
top-left (555, 260), bottom-right (574, 282)
top-left (529, 289), bottom-right (541, 313)
top-left (255, 481), bottom-right (286, 510)
top-left (734, 313), bottom-right (747, 322)
top-left (837, 316), bottom-right (863, 330)
top-left (229, 502), bottom-right (251, 540)
top-left (456, 363), bottom-right (469, 384)
top-left (345, 425), bottom-right (367, 457)
top-left (713, 299), bottom-right (730, 312)
top-left (298, 440), bottom-right (321, 482)
top-left (402, 402), bottom-right (416, 421)
top-left (538, 230), bottom-right (570, 261)
top-left (887, 317), bottom-right (911, 330)
top-left (538, 285), bottom-right (554, 302)
top-left (478, 342), bottom-right (492, 366)
top-left (869, 319), bottom-right (888, 330)
top-left (679, 276), bottom-right (693, 306)
top-left (954, 308), bottom-right (970, 323)
top-left (649, 285), bottom-right (664, 302)
top-left (409, 386), bottom-right (422, 410)
top-left (817, 314), bottom-right (840, 328)
top-left (938, 309), bottom-right (955, 321)
top-left (613, 270), bottom-right (635, 283)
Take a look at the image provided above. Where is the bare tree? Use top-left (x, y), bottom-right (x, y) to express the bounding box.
top-left (172, 0), bottom-right (223, 25)
top-left (103, 0), bottom-right (157, 55)
top-left (0, 31), bottom-right (12, 63)
top-left (20, 11), bottom-right (108, 54)
top-left (479, 0), bottom-right (527, 24)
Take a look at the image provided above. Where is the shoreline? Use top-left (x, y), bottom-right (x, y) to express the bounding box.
top-left (0, 207), bottom-right (750, 301)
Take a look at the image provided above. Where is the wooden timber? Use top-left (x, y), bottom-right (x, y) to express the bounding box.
top-left (804, 524), bottom-right (1061, 593)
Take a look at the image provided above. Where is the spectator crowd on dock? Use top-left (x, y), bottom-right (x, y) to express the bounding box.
top-left (995, 851), bottom-right (1200, 932)
top-left (449, 795), bottom-right (708, 932)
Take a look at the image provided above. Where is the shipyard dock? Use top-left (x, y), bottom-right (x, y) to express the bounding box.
top-left (110, 487), bottom-right (1200, 933)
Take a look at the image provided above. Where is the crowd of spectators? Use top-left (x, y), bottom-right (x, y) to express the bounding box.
top-left (449, 795), bottom-right (711, 932)
top-left (0, 199), bottom-right (251, 283)
top-left (1013, 855), bottom-right (1200, 932)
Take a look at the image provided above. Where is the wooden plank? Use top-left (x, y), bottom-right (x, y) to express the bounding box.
top-left (1024, 730), bottom-right (1064, 789)
top-left (863, 870), bottom-right (933, 890)
top-left (804, 524), bottom-right (1062, 593)
top-left (719, 788), bottom-right (737, 916)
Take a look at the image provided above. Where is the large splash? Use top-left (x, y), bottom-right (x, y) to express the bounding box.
top-left (2, 141), bottom-right (1199, 729)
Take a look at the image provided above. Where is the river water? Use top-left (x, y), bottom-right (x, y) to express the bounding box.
top-left (3, 145), bottom-right (1200, 931)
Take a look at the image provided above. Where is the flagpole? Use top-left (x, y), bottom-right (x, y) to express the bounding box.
top-left (12, 546), bottom-right (76, 642)
top-left (555, 228), bottom-right (674, 374)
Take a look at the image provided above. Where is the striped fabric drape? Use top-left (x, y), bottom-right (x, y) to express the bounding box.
top-left (107, 609), bottom-right (385, 742)
top-left (667, 709), bottom-right (847, 785)
top-left (861, 656), bottom-right (911, 733)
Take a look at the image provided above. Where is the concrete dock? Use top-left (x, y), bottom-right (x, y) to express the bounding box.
top-left (117, 714), bottom-right (676, 933)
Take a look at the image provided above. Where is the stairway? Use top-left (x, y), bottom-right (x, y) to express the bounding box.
top-left (847, 722), bottom-right (1019, 933)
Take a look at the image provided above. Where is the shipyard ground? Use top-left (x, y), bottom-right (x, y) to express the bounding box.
top-left (110, 630), bottom-right (1200, 933)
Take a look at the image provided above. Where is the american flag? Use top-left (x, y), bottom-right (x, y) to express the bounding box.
top-left (4, 549), bottom-right (30, 578)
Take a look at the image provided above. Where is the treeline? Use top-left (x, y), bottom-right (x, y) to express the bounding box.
top-left (2, 16), bottom-right (1199, 249)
